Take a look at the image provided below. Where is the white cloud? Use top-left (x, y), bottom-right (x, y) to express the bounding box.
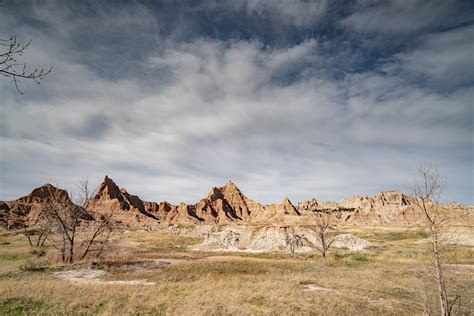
top-left (396, 25), bottom-right (474, 89)
top-left (0, 1), bottom-right (472, 204)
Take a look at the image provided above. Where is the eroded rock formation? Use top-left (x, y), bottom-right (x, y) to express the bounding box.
top-left (0, 184), bottom-right (91, 229)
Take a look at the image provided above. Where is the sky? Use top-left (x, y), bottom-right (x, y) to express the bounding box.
top-left (0, 0), bottom-right (473, 204)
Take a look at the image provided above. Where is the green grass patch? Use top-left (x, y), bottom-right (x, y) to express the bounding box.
top-left (330, 252), bottom-right (372, 267)
top-left (3, 253), bottom-right (36, 261)
top-left (132, 304), bottom-right (167, 315)
top-left (375, 230), bottom-right (429, 241)
top-left (389, 287), bottom-right (414, 298)
top-left (247, 296), bottom-right (268, 307)
top-left (18, 259), bottom-right (64, 273)
top-left (0, 298), bottom-right (46, 314)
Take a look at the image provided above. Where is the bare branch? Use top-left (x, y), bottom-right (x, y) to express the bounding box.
top-left (412, 165), bottom-right (453, 316)
top-left (0, 36), bottom-right (52, 94)
top-left (310, 214), bottom-right (338, 259)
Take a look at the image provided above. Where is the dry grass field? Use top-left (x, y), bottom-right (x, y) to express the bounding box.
top-left (0, 226), bottom-right (473, 315)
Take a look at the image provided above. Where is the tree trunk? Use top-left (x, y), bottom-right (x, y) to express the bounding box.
top-left (432, 232), bottom-right (449, 316)
top-left (68, 237), bottom-right (74, 263)
top-left (25, 230), bottom-right (33, 247)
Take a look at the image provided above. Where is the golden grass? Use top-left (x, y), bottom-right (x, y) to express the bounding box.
top-left (0, 227), bottom-right (473, 315)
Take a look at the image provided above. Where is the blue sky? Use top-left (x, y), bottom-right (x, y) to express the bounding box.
top-left (0, 0), bottom-right (473, 204)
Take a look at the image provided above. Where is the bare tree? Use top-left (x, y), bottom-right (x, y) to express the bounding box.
top-left (44, 187), bottom-right (84, 263)
top-left (79, 208), bottom-right (115, 260)
top-left (44, 178), bottom-right (114, 263)
top-left (24, 211), bottom-right (51, 248)
top-left (0, 36), bottom-right (52, 94)
top-left (412, 165), bottom-right (454, 316)
top-left (310, 214), bottom-right (338, 259)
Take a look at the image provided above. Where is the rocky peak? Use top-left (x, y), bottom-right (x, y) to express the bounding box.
top-left (16, 183), bottom-right (70, 204)
top-left (207, 187), bottom-right (224, 201)
top-left (95, 176), bottom-right (122, 200)
top-left (92, 176), bottom-right (129, 210)
top-left (279, 197), bottom-right (300, 215)
top-left (221, 180), bottom-right (239, 191)
top-left (374, 190), bottom-right (413, 206)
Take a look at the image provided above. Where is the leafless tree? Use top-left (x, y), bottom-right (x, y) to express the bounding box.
top-left (79, 209), bottom-right (115, 260)
top-left (412, 165), bottom-right (457, 316)
top-left (24, 212), bottom-right (51, 248)
top-left (44, 178), bottom-right (114, 263)
top-left (44, 187), bottom-right (84, 263)
top-left (0, 36), bottom-right (52, 94)
top-left (310, 214), bottom-right (338, 259)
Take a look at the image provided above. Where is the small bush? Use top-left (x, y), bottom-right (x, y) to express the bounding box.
top-left (19, 259), bottom-right (44, 272)
top-left (29, 248), bottom-right (46, 257)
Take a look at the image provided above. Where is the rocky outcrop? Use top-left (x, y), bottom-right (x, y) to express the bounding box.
top-left (0, 184), bottom-right (92, 229)
top-left (5, 177), bottom-right (471, 229)
top-left (193, 225), bottom-right (372, 253)
top-left (252, 197), bottom-right (300, 222)
top-left (297, 190), bottom-right (426, 224)
top-left (193, 181), bottom-right (266, 224)
top-left (86, 176), bottom-right (163, 226)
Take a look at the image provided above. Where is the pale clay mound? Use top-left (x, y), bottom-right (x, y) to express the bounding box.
top-left (192, 226), bottom-right (370, 253)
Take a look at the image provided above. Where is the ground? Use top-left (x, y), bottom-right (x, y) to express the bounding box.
top-left (0, 225), bottom-right (473, 315)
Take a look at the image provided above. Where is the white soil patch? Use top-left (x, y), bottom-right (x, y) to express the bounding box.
top-left (332, 234), bottom-right (371, 251)
top-left (54, 269), bottom-right (155, 285)
top-left (304, 284), bottom-right (337, 292)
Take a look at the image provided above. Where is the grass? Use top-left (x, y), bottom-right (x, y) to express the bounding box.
top-left (0, 227), bottom-right (472, 315)
top-left (0, 298), bottom-right (46, 314)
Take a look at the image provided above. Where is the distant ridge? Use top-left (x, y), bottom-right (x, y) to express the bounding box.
top-left (1, 176), bottom-right (472, 229)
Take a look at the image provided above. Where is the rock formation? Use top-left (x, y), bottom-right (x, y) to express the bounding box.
top-left (0, 183), bottom-right (92, 229)
top-left (295, 190), bottom-right (473, 225)
top-left (86, 176), bottom-right (164, 226)
top-left (2, 177), bottom-right (472, 229)
top-left (193, 181), bottom-right (265, 223)
top-left (252, 197), bottom-right (300, 222)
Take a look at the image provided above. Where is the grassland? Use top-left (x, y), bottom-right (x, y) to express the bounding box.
top-left (0, 226), bottom-right (473, 315)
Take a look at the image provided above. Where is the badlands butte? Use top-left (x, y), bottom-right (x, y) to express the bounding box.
top-left (1, 175), bottom-right (473, 230)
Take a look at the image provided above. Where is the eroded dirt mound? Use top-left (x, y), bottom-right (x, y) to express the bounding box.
top-left (192, 226), bottom-right (370, 253)
top-left (332, 234), bottom-right (371, 251)
top-left (248, 226), bottom-right (310, 252)
top-left (198, 229), bottom-right (242, 251)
